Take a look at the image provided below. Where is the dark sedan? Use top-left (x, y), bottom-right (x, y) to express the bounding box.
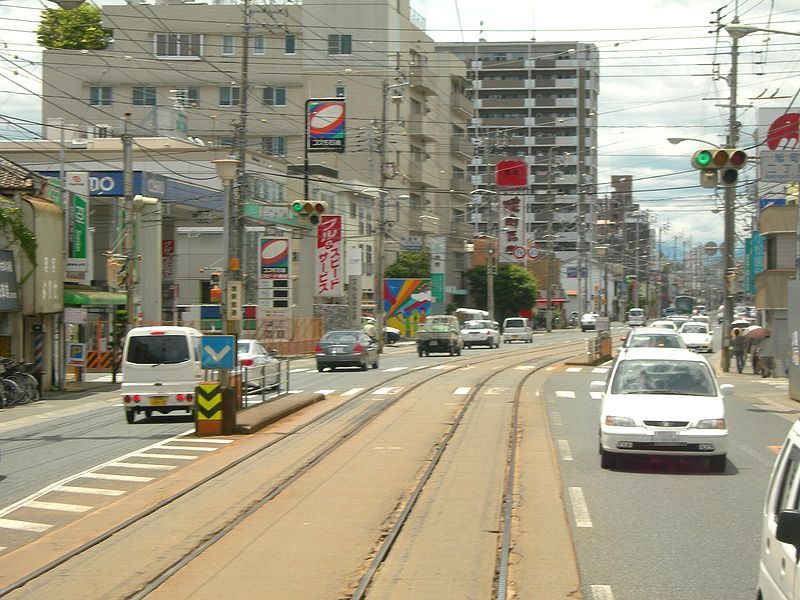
top-left (315, 330), bottom-right (380, 372)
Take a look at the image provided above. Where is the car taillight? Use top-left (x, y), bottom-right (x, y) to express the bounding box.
top-left (186, 393), bottom-right (193, 402)
top-left (353, 344), bottom-right (364, 352)
top-left (177, 394), bottom-right (185, 401)
top-left (124, 395), bottom-right (131, 403)
top-left (240, 358), bottom-right (254, 367)
top-left (315, 344), bottom-right (323, 352)
top-left (133, 395), bottom-right (141, 403)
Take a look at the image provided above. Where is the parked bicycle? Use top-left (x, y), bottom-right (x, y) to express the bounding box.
top-left (0, 357), bottom-right (40, 408)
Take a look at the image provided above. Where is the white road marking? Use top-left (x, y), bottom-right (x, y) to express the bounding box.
top-left (557, 440), bottom-right (574, 461)
top-left (79, 473), bottom-right (154, 483)
top-left (314, 389), bottom-right (337, 395)
top-left (107, 462), bottom-right (177, 471)
top-left (0, 518), bottom-right (52, 532)
top-left (341, 387), bottom-right (364, 396)
top-left (555, 390), bottom-right (576, 399)
top-left (25, 500), bottom-right (92, 513)
top-left (373, 446), bottom-right (404, 451)
top-left (514, 365), bottom-right (536, 370)
top-left (569, 487), bottom-right (593, 527)
top-left (374, 387), bottom-right (401, 395)
top-left (485, 387), bottom-right (510, 395)
top-left (454, 387), bottom-right (471, 395)
top-left (592, 367), bottom-right (609, 373)
top-left (590, 392), bottom-right (603, 400)
top-left (430, 365), bottom-right (454, 370)
top-left (384, 367), bottom-right (408, 372)
top-left (551, 412), bottom-right (562, 426)
top-left (173, 437), bottom-right (232, 444)
top-left (135, 453), bottom-right (197, 461)
top-left (289, 368), bottom-right (311, 373)
top-left (590, 584), bottom-right (615, 599)
top-left (412, 365), bottom-right (428, 370)
top-left (52, 485), bottom-right (125, 497)
top-left (566, 367), bottom-right (582, 373)
top-left (739, 443), bottom-right (777, 467)
top-left (159, 445), bottom-right (217, 452)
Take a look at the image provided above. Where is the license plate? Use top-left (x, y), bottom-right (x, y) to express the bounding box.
top-left (653, 430), bottom-right (677, 443)
top-left (149, 397), bottom-right (167, 406)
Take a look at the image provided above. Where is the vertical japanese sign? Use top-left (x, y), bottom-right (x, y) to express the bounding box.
top-left (316, 215), bottom-right (343, 297)
top-left (498, 195), bottom-right (523, 263)
top-left (429, 235), bottom-right (446, 303)
top-left (306, 99), bottom-right (346, 153)
top-left (0, 250), bottom-right (19, 311)
top-left (66, 171), bottom-right (89, 274)
top-left (162, 240), bottom-right (175, 279)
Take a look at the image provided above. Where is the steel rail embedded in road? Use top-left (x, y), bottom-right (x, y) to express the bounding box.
top-left (0, 338), bottom-right (590, 599)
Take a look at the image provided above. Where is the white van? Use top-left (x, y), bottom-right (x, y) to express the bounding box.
top-left (758, 419), bottom-right (800, 599)
top-left (502, 317), bottom-right (534, 343)
top-left (121, 326), bottom-right (204, 423)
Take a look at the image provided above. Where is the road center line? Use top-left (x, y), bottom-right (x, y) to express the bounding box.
top-left (557, 440), bottom-right (574, 461)
top-left (590, 584), bottom-right (615, 599)
top-left (568, 487), bottom-right (593, 527)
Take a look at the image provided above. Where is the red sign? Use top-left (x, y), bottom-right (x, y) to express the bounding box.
top-left (766, 112), bottom-right (800, 150)
top-left (316, 215), bottom-right (343, 296)
top-left (495, 160), bottom-right (528, 187)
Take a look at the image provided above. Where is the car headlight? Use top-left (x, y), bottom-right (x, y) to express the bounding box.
top-left (697, 418), bottom-right (726, 429)
top-left (605, 415), bottom-right (636, 427)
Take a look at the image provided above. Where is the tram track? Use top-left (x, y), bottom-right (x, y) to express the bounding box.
top-left (0, 339), bottom-right (590, 599)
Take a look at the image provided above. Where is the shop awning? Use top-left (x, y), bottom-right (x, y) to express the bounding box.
top-left (64, 288), bottom-right (127, 306)
top-left (535, 298), bottom-right (567, 304)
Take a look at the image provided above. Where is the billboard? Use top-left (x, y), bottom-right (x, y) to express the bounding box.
top-left (316, 215), bottom-right (343, 297)
top-left (384, 278), bottom-right (432, 338)
top-left (306, 99), bottom-right (346, 153)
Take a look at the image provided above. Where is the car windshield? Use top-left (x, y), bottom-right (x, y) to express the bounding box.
top-left (628, 335), bottom-right (683, 348)
top-left (127, 335), bottom-right (190, 364)
top-left (237, 342), bottom-right (252, 353)
top-left (322, 332), bottom-right (360, 343)
top-left (505, 319), bottom-right (525, 327)
top-left (681, 324), bottom-right (708, 334)
top-left (610, 360), bottom-right (716, 396)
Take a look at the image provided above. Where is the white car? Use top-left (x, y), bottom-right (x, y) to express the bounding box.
top-left (679, 322), bottom-right (713, 353)
top-left (580, 312), bottom-right (600, 332)
top-left (237, 339), bottom-right (280, 390)
top-left (461, 319), bottom-right (500, 349)
top-left (593, 347), bottom-right (733, 472)
top-left (649, 319), bottom-right (677, 330)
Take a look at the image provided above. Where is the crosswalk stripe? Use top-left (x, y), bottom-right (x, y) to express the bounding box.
top-left (0, 518), bottom-right (52, 532)
top-left (107, 462), bottom-right (176, 471)
top-left (590, 585), bottom-right (615, 600)
top-left (514, 365), bottom-right (536, 370)
top-left (556, 390), bottom-right (576, 398)
top-left (80, 473), bottom-right (154, 483)
top-left (25, 500), bottom-right (92, 513)
top-left (136, 453), bottom-right (197, 460)
top-left (454, 387), bottom-right (471, 395)
top-left (384, 367), bottom-right (408, 372)
top-left (566, 367), bottom-right (582, 373)
top-left (341, 387), bottom-right (364, 396)
top-left (314, 389), bottom-right (337, 395)
top-left (374, 387), bottom-right (400, 395)
top-left (590, 391), bottom-right (603, 400)
top-left (160, 445), bottom-right (217, 452)
top-left (173, 438), bottom-right (232, 444)
top-left (52, 485), bottom-right (125, 496)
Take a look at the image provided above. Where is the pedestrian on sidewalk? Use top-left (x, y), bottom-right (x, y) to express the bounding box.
top-left (731, 328), bottom-right (746, 374)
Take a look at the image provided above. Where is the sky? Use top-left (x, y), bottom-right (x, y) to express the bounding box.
top-left (0, 0), bottom-right (799, 253)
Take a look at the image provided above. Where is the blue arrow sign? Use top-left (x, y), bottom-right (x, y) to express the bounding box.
top-left (201, 335), bottom-right (236, 370)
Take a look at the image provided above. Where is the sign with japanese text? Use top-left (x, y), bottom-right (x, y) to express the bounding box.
top-left (0, 250), bottom-right (19, 311)
top-left (162, 240), bottom-right (175, 279)
top-left (495, 159), bottom-right (528, 187)
top-left (306, 99), bottom-right (346, 153)
top-left (316, 215), bottom-right (342, 297)
top-left (259, 238), bottom-right (290, 280)
top-left (498, 195), bottom-right (524, 263)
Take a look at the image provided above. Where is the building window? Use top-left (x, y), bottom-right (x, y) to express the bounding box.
top-left (284, 33), bottom-right (296, 55)
top-left (328, 34), bottom-right (352, 55)
top-left (261, 136), bottom-right (286, 156)
top-left (155, 33), bottom-right (202, 58)
top-left (335, 85), bottom-right (346, 98)
top-left (89, 86), bottom-right (112, 106)
top-left (218, 136), bottom-right (234, 147)
top-left (262, 86), bottom-right (287, 106)
top-left (171, 87), bottom-right (199, 107)
top-left (132, 87), bottom-right (156, 106)
top-left (219, 87), bottom-right (240, 106)
top-left (253, 35), bottom-right (265, 55)
top-left (222, 35), bottom-right (235, 55)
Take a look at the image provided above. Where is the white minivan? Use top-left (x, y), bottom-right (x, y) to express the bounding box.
top-left (121, 326), bottom-right (204, 423)
top-left (502, 317), bottom-right (534, 343)
top-left (758, 419), bottom-right (800, 599)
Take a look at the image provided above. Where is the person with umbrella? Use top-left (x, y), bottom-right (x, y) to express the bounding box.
top-left (731, 328), bottom-right (746, 373)
top-left (744, 325), bottom-right (772, 375)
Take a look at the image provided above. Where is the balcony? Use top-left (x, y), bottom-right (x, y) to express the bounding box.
top-left (482, 59), bottom-right (525, 69)
top-left (450, 136), bottom-right (472, 157)
top-left (480, 79), bottom-right (526, 89)
top-left (449, 177), bottom-right (471, 194)
top-left (408, 65), bottom-right (438, 96)
top-left (480, 98), bottom-right (525, 108)
top-left (450, 93), bottom-right (473, 116)
top-left (755, 269), bottom-right (793, 310)
top-left (534, 78), bottom-right (556, 88)
top-left (481, 117), bottom-right (525, 127)
top-left (406, 159), bottom-right (425, 185)
top-left (406, 117), bottom-right (435, 140)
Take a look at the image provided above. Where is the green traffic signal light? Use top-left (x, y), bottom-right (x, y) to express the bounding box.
top-left (291, 200), bottom-right (305, 214)
top-left (694, 150), bottom-right (712, 167)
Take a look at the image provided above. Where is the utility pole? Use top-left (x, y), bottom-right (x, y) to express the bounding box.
top-left (122, 113), bottom-right (135, 327)
top-left (374, 81), bottom-right (389, 354)
top-left (233, 0), bottom-right (250, 313)
top-left (545, 147), bottom-right (556, 333)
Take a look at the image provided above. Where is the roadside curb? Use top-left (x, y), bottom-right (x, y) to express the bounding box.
top-left (235, 392), bottom-right (325, 434)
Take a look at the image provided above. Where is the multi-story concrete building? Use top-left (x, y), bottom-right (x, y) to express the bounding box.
top-left (436, 40), bottom-right (600, 313)
top-left (39, 0), bottom-right (472, 312)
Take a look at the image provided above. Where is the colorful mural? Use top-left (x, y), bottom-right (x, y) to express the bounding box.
top-left (384, 278), bottom-right (432, 338)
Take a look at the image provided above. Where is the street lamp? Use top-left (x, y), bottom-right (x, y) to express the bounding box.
top-left (212, 158), bottom-right (240, 339)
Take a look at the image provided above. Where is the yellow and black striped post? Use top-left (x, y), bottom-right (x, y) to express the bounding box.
top-left (196, 382), bottom-right (223, 436)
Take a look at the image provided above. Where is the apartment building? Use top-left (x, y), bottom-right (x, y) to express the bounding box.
top-left (39, 0), bottom-right (472, 310)
top-left (435, 40), bottom-right (599, 312)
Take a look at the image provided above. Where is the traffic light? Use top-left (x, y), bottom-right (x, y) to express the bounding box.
top-left (691, 149), bottom-right (747, 189)
top-left (290, 200), bottom-right (328, 226)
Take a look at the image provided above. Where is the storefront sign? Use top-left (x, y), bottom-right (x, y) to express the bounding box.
top-left (67, 342), bottom-right (86, 367)
top-left (0, 250), bottom-right (19, 311)
top-left (316, 215), bottom-right (342, 297)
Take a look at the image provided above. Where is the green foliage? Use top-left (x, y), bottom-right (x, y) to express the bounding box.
top-left (36, 5), bottom-right (112, 50)
top-left (0, 204), bottom-right (37, 278)
top-left (465, 263), bottom-right (538, 320)
top-left (384, 248), bottom-right (431, 279)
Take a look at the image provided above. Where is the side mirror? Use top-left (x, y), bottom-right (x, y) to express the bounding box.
top-left (719, 383), bottom-right (734, 396)
top-left (777, 510), bottom-right (800, 548)
top-left (269, 349), bottom-right (279, 357)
